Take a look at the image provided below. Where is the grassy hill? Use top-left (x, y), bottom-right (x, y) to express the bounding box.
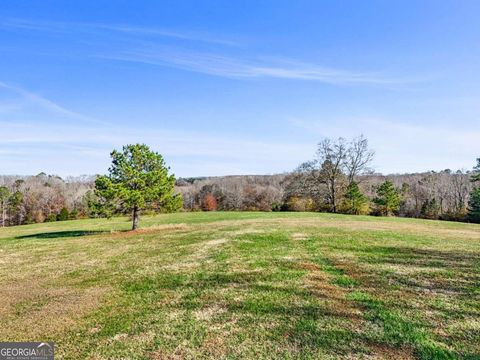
top-left (0, 212), bottom-right (479, 359)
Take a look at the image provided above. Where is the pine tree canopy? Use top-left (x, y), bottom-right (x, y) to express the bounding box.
top-left (95, 144), bottom-right (182, 230)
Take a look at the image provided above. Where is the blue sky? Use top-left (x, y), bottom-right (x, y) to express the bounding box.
top-left (1, 0), bottom-right (480, 177)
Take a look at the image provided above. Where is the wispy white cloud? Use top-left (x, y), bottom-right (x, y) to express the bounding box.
top-left (0, 81), bottom-right (109, 125)
top-left (95, 24), bottom-right (239, 46)
top-left (0, 18), bottom-right (239, 46)
top-left (0, 18), bottom-right (414, 86)
top-left (105, 48), bottom-right (409, 85)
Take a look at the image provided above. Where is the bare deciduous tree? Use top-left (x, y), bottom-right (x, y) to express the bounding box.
top-left (316, 138), bottom-right (348, 212)
top-left (344, 135), bottom-right (375, 184)
top-left (297, 136), bottom-right (373, 213)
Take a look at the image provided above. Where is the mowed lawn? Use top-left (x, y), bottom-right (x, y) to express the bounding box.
top-left (0, 212), bottom-right (479, 359)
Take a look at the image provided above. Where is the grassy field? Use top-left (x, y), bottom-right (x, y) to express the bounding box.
top-left (0, 212), bottom-right (479, 359)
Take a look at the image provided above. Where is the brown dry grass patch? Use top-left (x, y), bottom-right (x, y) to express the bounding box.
top-left (0, 285), bottom-right (108, 340)
top-left (366, 344), bottom-right (414, 360)
top-left (299, 262), bottom-right (362, 327)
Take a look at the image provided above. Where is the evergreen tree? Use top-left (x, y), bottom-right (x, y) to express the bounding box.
top-left (467, 187), bottom-right (480, 223)
top-left (84, 190), bottom-right (111, 218)
top-left (57, 207), bottom-right (69, 221)
top-left (95, 144), bottom-right (182, 230)
top-left (45, 214), bottom-right (57, 222)
top-left (468, 159), bottom-right (480, 223)
top-left (472, 158), bottom-right (480, 183)
top-left (8, 190), bottom-right (23, 226)
top-left (69, 208), bottom-right (79, 220)
top-left (420, 198), bottom-right (440, 219)
top-left (340, 181), bottom-right (369, 215)
top-left (374, 180), bottom-right (401, 216)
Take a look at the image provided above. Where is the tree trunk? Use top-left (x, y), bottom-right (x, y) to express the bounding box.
top-left (132, 206), bottom-right (140, 230)
top-left (1, 202), bottom-right (5, 227)
top-left (331, 180), bottom-right (337, 213)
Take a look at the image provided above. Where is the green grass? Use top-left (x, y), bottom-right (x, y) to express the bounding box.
top-left (0, 212), bottom-right (479, 359)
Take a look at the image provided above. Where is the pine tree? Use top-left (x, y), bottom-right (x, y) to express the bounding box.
top-left (8, 190), bottom-right (23, 226)
top-left (472, 158), bottom-right (480, 183)
top-left (420, 198), bottom-right (440, 219)
top-left (57, 207), bottom-right (69, 221)
top-left (95, 144), bottom-right (183, 230)
top-left (467, 187), bottom-right (480, 223)
top-left (374, 180), bottom-right (401, 216)
top-left (467, 158), bottom-right (480, 223)
top-left (340, 181), bottom-right (370, 215)
top-left (69, 208), bottom-right (79, 220)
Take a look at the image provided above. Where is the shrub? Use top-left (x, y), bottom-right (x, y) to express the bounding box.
top-left (57, 207), bottom-right (69, 221)
top-left (202, 193), bottom-right (217, 211)
top-left (69, 208), bottom-right (79, 220)
top-left (271, 201), bottom-right (282, 212)
top-left (286, 196), bottom-right (316, 212)
top-left (44, 214), bottom-right (57, 222)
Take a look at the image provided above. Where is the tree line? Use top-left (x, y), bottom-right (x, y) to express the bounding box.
top-left (1, 140), bottom-right (480, 228)
top-left (0, 174), bottom-right (94, 226)
top-left (177, 136), bottom-right (480, 223)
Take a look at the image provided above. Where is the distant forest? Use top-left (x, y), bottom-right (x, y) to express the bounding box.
top-left (178, 170), bottom-right (475, 219)
top-left (1, 137), bottom-right (479, 227)
top-left (0, 168), bottom-right (477, 227)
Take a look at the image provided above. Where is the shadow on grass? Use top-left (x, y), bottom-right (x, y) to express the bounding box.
top-left (16, 230), bottom-right (107, 239)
